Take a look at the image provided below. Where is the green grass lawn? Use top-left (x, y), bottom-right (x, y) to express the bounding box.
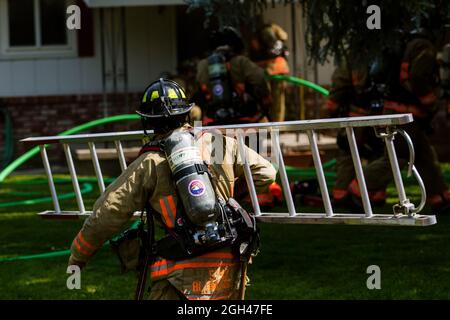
top-left (0, 172), bottom-right (449, 300)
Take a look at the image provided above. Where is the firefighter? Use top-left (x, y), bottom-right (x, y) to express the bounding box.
top-left (172, 59), bottom-right (202, 122)
top-left (250, 18), bottom-right (290, 122)
top-left (326, 61), bottom-right (386, 207)
top-left (67, 79), bottom-right (277, 300)
top-left (350, 34), bottom-right (450, 213)
top-left (195, 26), bottom-right (272, 125)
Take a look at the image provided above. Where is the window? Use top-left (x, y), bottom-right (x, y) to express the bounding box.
top-left (0, 0), bottom-right (77, 58)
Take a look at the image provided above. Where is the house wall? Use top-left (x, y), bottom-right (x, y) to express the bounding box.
top-left (0, 92), bottom-right (143, 164)
top-left (0, 5), bottom-right (177, 97)
top-left (0, 3), bottom-right (336, 164)
top-left (0, 3), bottom-right (332, 99)
top-left (0, 5), bottom-right (177, 159)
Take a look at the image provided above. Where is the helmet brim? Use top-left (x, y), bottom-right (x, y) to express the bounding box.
top-left (136, 103), bottom-right (194, 118)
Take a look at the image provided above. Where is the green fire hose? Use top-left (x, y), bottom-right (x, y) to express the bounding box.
top-left (0, 114), bottom-right (140, 183)
top-left (0, 114), bottom-right (142, 262)
top-left (267, 74), bottom-right (330, 96)
top-left (2, 76), bottom-right (448, 263)
top-left (0, 75), bottom-right (328, 183)
top-left (0, 76), bottom-right (328, 263)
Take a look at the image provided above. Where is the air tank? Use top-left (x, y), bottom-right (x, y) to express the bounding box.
top-left (163, 129), bottom-right (220, 228)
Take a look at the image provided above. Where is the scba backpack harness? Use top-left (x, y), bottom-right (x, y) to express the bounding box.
top-left (110, 130), bottom-right (260, 299)
top-left (204, 50), bottom-right (260, 125)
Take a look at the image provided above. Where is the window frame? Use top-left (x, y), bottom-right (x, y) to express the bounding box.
top-left (0, 0), bottom-right (78, 60)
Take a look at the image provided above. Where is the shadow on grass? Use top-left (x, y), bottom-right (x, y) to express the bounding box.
top-left (1, 174), bottom-right (449, 299)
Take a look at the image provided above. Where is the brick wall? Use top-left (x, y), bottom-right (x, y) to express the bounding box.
top-left (0, 93), bottom-right (143, 169)
top-left (0, 86), bottom-right (331, 170)
top-left (1, 86), bottom-right (447, 172)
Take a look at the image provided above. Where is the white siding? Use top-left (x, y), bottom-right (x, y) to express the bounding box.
top-left (10, 60), bottom-right (36, 96)
top-left (126, 6), bottom-right (177, 92)
top-left (58, 58), bottom-right (82, 94)
top-left (80, 56), bottom-right (102, 94)
top-left (0, 4), bottom-right (333, 97)
top-left (0, 61), bottom-right (12, 95)
top-left (35, 60), bottom-right (59, 94)
top-left (0, 6), bottom-right (177, 97)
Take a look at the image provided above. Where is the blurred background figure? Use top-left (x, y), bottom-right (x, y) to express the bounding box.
top-left (173, 59), bottom-right (199, 98)
top-left (172, 59), bottom-right (202, 122)
top-left (250, 15), bottom-right (290, 122)
top-left (349, 27), bottom-right (450, 213)
top-left (437, 43), bottom-right (450, 120)
top-left (193, 26), bottom-right (272, 125)
top-left (326, 60), bottom-right (386, 208)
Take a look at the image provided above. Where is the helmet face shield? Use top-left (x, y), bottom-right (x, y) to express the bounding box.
top-left (136, 103), bottom-right (194, 118)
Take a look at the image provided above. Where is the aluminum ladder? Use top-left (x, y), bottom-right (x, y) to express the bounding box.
top-left (21, 114), bottom-right (436, 226)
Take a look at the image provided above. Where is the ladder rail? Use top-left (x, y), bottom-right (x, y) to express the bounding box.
top-left (200, 114), bottom-right (413, 132)
top-left (20, 115), bottom-right (413, 147)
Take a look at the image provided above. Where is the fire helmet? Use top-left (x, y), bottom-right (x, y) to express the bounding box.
top-left (137, 78), bottom-right (193, 133)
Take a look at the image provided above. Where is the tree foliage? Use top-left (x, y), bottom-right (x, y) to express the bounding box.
top-left (186, 0), bottom-right (450, 65)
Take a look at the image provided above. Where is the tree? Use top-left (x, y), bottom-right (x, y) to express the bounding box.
top-left (186, 0), bottom-right (450, 65)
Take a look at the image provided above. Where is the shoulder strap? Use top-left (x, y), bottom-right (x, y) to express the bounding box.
top-left (139, 141), bottom-right (162, 156)
top-left (135, 202), bottom-right (155, 300)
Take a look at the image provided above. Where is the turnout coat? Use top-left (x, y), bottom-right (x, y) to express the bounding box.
top-left (68, 125), bottom-right (276, 300)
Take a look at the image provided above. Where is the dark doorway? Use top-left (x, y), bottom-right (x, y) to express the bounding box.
top-left (176, 6), bottom-right (211, 64)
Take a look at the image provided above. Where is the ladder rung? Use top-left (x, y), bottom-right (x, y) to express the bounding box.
top-left (236, 133), bottom-right (261, 216)
top-left (272, 130), bottom-right (296, 216)
top-left (63, 144), bottom-right (85, 214)
top-left (39, 145), bottom-right (61, 213)
top-left (307, 129), bottom-right (333, 216)
top-left (345, 127), bottom-right (373, 217)
top-left (115, 140), bottom-right (128, 172)
top-left (88, 142), bottom-right (106, 193)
